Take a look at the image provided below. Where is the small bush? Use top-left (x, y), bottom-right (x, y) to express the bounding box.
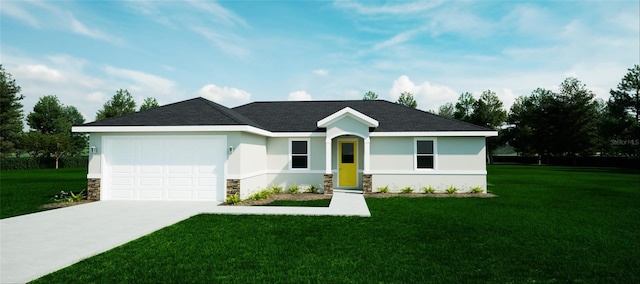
top-left (445, 186), bottom-right (458, 194)
top-left (288, 184), bottom-right (300, 194)
top-left (249, 189), bottom-right (273, 201)
top-left (400, 186), bottom-right (414, 194)
top-left (225, 194), bottom-right (242, 205)
top-left (51, 190), bottom-right (86, 203)
top-left (470, 186), bottom-right (483, 194)
top-left (306, 184), bottom-right (320, 194)
top-left (377, 185), bottom-right (389, 193)
top-left (422, 186), bottom-right (435, 194)
top-left (269, 184), bottom-right (283, 194)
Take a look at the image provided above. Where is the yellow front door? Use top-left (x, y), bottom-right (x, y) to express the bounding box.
top-left (338, 141), bottom-right (357, 187)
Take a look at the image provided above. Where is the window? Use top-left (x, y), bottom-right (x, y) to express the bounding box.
top-left (291, 140), bottom-right (309, 169)
top-left (416, 140), bottom-right (434, 169)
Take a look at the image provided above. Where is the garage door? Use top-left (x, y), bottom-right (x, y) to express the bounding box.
top-left (102, 135), bottom-right (226, 201)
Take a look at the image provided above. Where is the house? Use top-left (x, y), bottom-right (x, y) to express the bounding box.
top-left (72, 98), bottom-right (497, 202)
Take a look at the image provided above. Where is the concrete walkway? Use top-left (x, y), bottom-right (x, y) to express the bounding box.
top-left (0, 192), bottom-right (369, 283)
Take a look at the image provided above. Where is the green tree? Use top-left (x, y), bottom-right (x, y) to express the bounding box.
top-left (0, 65), bottom-right (25, 156)
top-left (140, 97), bottom-right (160, 111)
top-left (555, 77), bottom-right (599, 157)
top-left (64, 106), bottom-right (87, 156)
top-left (96, 89), bottom-right (136, 120)
top-left (27, 95), bottom-right (67, 134)
top-left (454, 92), bottom-right (475, 122)
top-left (604, 65), bottom-right (640, 157)
top-left (469, 90), bottom-right (508, 163)
top-left (20, 131), bottom-right (46, 157)
top-left (506, 88), bottom-right (557, 158)
top-left (362, 91), bottom-right (379, 100)
top-left (437, 102), bottom-right (455, 119)
top-left (470, 90), bottom-right (507, 129)
top-left (396, 92), bottom-right (417, 108)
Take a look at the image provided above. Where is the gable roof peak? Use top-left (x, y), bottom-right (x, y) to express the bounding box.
top-left (317, 107), bottom-right (379, 128)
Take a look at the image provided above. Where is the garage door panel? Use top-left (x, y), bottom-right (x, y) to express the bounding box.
top-left (104, 135), bottom-right (225, 201)
top-left (140, 177), bottom-right (163, 187)
top-left (198, 177), bottom-right (216, 186)
top-left (168, 177), bottom-right (192, 186)
top-left (111, 190), bottom-right (135, 199)
top-left (138, 189), bottom-right (163, 199)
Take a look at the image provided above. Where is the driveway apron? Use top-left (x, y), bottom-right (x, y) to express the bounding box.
top-left (1, 192), bottom-right (369, 283)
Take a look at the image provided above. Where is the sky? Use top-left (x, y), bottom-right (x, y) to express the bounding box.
top-left (1, 0), bottom-right (639, 125)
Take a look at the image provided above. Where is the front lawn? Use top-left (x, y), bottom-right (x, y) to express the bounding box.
top-left (0, 168), bottom-right (87, 219)
top-left (33, 165), bottom-right (640, 283)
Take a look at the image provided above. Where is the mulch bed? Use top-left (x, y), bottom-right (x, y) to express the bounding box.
top-left (229, 192), bottom-right (497, 206)
top-left (41, 200), bottom-right (96, 209)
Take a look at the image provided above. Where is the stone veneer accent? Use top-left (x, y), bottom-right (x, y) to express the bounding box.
top-left (87, 178), bottom-right (101, 201)
top-left (323, 174), bottom-right (333, 194)
top-left (362, 174), bottom-right (372, 194)
top-left (226, 179), bottom-right (240, 197)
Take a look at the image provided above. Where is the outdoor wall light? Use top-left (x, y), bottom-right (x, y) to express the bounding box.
top-left (90, 146), bottom-right (97, 154)
top-left (228, 146), bottom-right (234, 154)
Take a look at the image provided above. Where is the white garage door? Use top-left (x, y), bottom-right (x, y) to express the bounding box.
top-left (103, 135), bottom-right (226, 201)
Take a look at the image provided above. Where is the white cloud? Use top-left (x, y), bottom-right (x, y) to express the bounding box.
top-left (0, 1), bottom-right (40, 28)
top-left (198, 84), bottom-right (252, 106)
top-left (13, 64), bottom-right (64, 83)
top-left (187, 0), bottom-right (248, 27)
top-left (389, 75), bottom-right (458, 112)
top-left (288, 91), bottom-right (312, 101)
top-left (313, 69), bottom-right (329, 76)
top-left (191, 26), bottom-right (248, 57)
top-left (104, 66), bottom-right (175, 96)
top-left (373, 29), bottom-right (421, 50)
top-left (67, 12), bottom-right (124, 46)
top-left (334, 0), bottom-right (443, 15)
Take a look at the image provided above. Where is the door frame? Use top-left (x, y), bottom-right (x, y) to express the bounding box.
top-left (337, 138), bottom-right (359, 188)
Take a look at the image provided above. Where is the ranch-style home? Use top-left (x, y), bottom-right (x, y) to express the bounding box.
top-left (72, 97), bottom-right (497, 202)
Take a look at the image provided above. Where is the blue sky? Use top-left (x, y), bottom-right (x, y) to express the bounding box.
top-left (1, 0), bottom-right (638, 123)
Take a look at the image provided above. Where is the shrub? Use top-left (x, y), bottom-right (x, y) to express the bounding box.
top-left (400, 186), bottom-right (414, 194)
top-left (306, 184), bottom-right (320, 194)
top-left (249, 189), bottom-right (273, 201)
top-left (288, 184), bottom-right (300, 194)
top-left (470, 186), bottom-right (483, 194)
top-left (377, 185), bottom-right (389, 193)
top-left (225, 194), bottom-right (242, 205)
top-left (422, 186), bottom-right (435, 194)
top-left (51, 190), bottom-right (86, 203)
top-left (445, 185), bottom-right (458, 194)
top-left (269, 184), bottom-right (283, 194)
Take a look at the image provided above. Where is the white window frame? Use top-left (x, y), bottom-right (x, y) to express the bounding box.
top-left (289, 138), bottom-right (310, 170)
top-left (414, 137), bottom-right (437, 171)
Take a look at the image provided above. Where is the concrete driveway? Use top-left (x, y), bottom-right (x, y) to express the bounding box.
top-left (1, 192), bottom-right (369, 283)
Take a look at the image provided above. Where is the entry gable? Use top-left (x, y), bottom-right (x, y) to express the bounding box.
top-left (317, 107), bottom-right (379, 129)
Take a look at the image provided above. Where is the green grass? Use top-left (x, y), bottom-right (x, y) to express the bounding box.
top-left (32, 165), bottom-right (640, 283)
top-left (0, 168), bottom-right (87, 219)
top-left (263, 198), bottom-right (331, 207)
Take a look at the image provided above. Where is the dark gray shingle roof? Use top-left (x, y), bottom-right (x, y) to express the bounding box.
top-left (82, 97), bottom-right (261, 127)
top-left (80, 97), bottom-right (491, 132)
top-left (233, 100), bottom-right (490, 132)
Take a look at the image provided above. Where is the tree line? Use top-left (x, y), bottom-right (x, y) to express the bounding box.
top-left (365, 65), bottom-right (639, 160)
top-left (0, 65), bottom-right (159, 168)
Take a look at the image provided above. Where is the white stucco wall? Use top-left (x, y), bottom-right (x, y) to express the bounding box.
top-left (265, 173), bottom-right (324, 192)
top-left (325, 116), bottom-right (370, 140)
top-left (368, 136), bottom-right (487, 192)
top-left (371, 174), bottom-right (487, 193)
top-left (266, 137), bottom-right (325, 171)
top-left (236, 133), bottom-right (267, 198)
